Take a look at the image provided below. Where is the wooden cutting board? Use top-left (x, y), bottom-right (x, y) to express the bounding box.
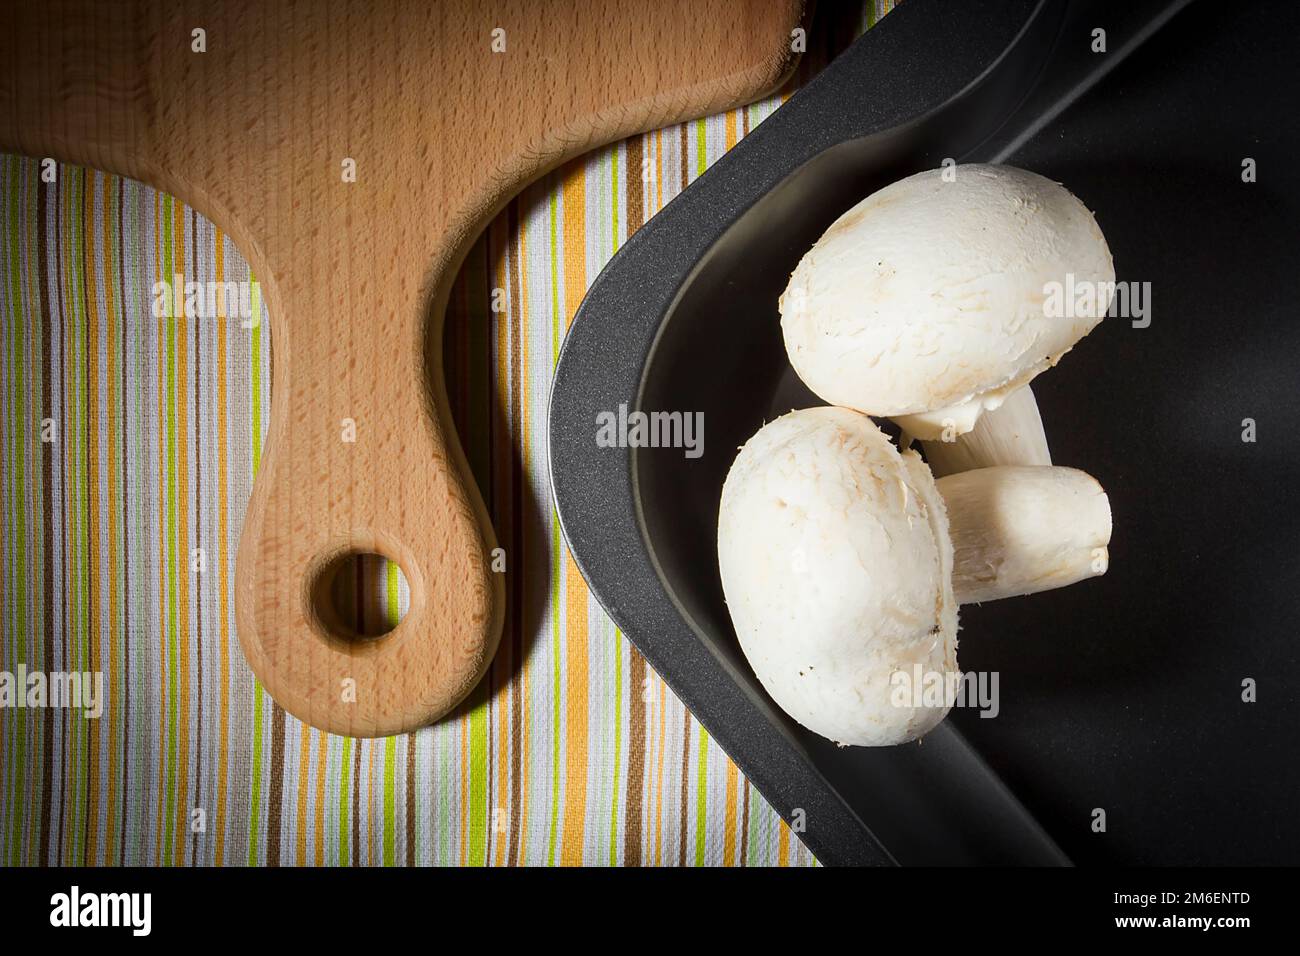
top-left (0, 1), bottom-right (804, 736)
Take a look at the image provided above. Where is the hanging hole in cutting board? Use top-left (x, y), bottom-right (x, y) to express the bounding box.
top-left (311, 551), bottom-right (410, 640)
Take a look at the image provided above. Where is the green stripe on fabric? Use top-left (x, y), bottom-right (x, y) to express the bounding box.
top-left (696, 119), bottom-right (708, 180)
top-left (339, 735), bottom-right (352, 866)
top-left (611, 146), bottom-right (620, 252)
top-left (384, 560), bottom-right (400, 628)
top-left (468, 695), bottom-right (489, 866)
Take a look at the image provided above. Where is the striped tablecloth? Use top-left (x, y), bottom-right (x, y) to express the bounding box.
top-left (0, 1), bottom-right (895, 866)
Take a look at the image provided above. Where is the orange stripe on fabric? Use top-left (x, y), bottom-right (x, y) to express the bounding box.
top-left (723, 760), bottom-right (738, 866)
top-left (296, 729), bottom-right (311, 865)
top-left (314, 734), bottom-right (328, 866)
top-left (559, 165), bottom-right (589, 866)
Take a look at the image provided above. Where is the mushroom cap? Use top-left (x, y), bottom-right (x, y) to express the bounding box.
top-left (718, 406), bottom-right (958, 747)
top-left (780, 164), bottom-right (1114, 437)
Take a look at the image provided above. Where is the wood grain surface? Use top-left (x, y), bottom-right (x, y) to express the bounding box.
top-left (0, 1), bottom-right (804, 736)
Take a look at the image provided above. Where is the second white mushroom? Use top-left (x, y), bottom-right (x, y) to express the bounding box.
top-left (779, 163), bottom-right (1113, 463)
top-left (718, 407), bottom-right (1110, 747)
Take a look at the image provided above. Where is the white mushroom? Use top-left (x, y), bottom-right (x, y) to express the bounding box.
top-left (779, 163), bottom-right (1113, 443)
top-left (717, 407), bottom-right (1110, 747)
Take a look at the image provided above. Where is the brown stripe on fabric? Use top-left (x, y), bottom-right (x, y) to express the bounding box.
top-left (190, 205), bottom-right (203, 867)
top-left (677, 718), bottom-right (691, 866)
top-left (504, 204), bottom-right (524, 867)
top-left (625, 134), bottom-right (645, 236)
top-left (264, 706), bottom-right (286, 865)
top-left (37, 167), bottom-right (55, 867)
top-left (405, 733), bottom-right (416, 865)
top-left (623, 651), bottom-right (645, 867)
top-left (117, 177), bottom-right (130, 867)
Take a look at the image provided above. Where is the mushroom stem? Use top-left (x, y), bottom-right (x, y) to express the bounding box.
top-left (936, 465), bottom-right (1111, 604)
top-left (921, 385), bottom-right (1052, 478)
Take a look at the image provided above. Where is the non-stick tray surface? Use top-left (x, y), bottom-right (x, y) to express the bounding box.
top-left (549, 0), bottom-right (1300, 865)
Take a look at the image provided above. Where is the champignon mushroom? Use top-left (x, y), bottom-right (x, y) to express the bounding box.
top-left (779, 163), bottom-right (1113, 445)
top-left (717, 406), bottom-right (1110, 747)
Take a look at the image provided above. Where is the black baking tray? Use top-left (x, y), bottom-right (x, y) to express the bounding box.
top-left (548, 0), bottom-right (1300, 865)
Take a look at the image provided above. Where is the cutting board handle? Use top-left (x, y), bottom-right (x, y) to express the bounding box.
top-left (0, 0), bottom-right (804, 736)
